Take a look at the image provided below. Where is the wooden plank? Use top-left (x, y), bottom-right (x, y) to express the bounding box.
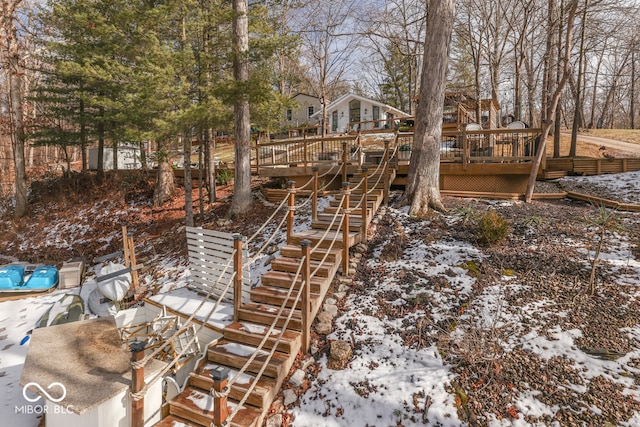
top-left (566, 192), bottom-right (640, 212)
top-left (440, 190), bottom-right (522, 200)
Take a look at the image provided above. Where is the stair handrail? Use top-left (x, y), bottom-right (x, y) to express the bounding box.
top-left (366, 144), bottom-right (398, 196)
top-left (221, 257), bottom-right (309, 426)
top-left (246, 172), bottom-right (317, 247)
top-left (310, 210), bottom-right (346, 277)
top-left (130, 255), bottom-right (238, 401)
top-left (224, 212), bottom-right (347, 424)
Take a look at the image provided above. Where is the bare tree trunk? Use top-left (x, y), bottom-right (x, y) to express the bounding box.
top-left (632, 46), bottom-right (636, 129)
top-left (153, 141), bottom-right (175, 207)
top-left (570, 0), bottom-right (587, 157)
top-left (0, 0), bottom-right (28, 218)
top-left (229, 0), bottom-right (252, 216)
top-left (403, 0), bottom-right (454, 214)
top-left (205, 128), bottom-right (217, 203)
top-left (183, 129), bottom-right (194, 226)
top-left (525, 0), bottom-right (578, 202)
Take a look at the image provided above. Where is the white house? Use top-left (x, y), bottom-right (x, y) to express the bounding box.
top-left (284, 93), bottom-right (322, 129)
top-left (311, 93), bottom-right (411, 134)
top-left (88, 143), bottom-right (144, 170)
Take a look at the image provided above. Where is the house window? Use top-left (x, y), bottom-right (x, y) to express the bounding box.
top-left (308, 106), bottom-right (314, 119)
top-left (372, 106), bottom-right (380, 127)
top-left (332, 111), bottom-right (338, 132)
top-left (349, 100), bottom-right (361, 124)
top-left (286, 109), bottom-right (292, 121)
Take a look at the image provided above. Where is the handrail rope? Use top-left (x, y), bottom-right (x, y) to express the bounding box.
top-left (295, 173), bottom-right (316, 191)
top-left (295, 189), bottom-right (314, 209)
top-left (245, 211), bottom-right (288, 268)
top-left (309, 193), bottom-right (346, 256)
top-left (366, 145), bottom-right (398, 195)
top-left (318, 163), bottom-right (340, 179)
top-left (246, 192), bottom-right (289, 246)
top-left (244, 186), bottom-right (318, 269)
top-left (130, 268), bottom-right (238, 400)
top-left (227, 258), bottom-right (304, 389)
top-left (133, 249), bottom-right (237, 368)
top-left (224, 274), bottom-right (307, 426)
top-left (310, 214), bottom-right (345, 277)
top-left (316, 162), bottom-right (343, 192)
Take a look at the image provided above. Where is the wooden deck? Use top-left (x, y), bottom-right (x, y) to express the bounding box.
top-left (255, 131), bottom-right (640, 196)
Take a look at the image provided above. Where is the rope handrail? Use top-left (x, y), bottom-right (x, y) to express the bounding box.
top-left (311, 214), bottom-right (345, 277)
top-left (223, 258), bottom-right (308, 426)
top-left (246, 192), bottom-right (289, 246)
top-left (309, 193), bottom-right (345, 256)
top-left (130, 262), bottom-right (238, 400)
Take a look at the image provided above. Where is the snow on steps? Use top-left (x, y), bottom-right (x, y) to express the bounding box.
top-left (189, 359), bottom-right (278, 409)
top-left (165, 386), bottom-right (261, 427)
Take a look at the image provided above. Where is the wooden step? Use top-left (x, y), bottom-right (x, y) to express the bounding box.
top-left (280, 244), bottom-right (342, 263)
top-left (207, 340), bottom-right (291, 379)
top-left (290, 229), bottom-right (360, 249)
top-left (311, 219), bottom-right (363, 232)
top-left (250, 285), bottom-right (320, 310)
top-left (189, 358), bottom-right (278, 409)
top-left (223, 321), bottom-right (302, 355)
top-left (260, 270), bottom-right (329, 293)
top-left (316, 211), bottom-right (373, 223)
top-left (237, 302), bottom-right (302, 330)
top-left (329, 199), bottom-right (376, 209)
top-left (153, 414), bottom-right (202, 427)
top-left (168, 386), bottom-right (261, 427)
top-left (271, 257), bottom-right (335, 277)
top-left (322, 206), bottom-right (372, 216)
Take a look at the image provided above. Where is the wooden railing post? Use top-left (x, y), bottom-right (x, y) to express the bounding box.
top-left (127, 232), bottom-right (140, 292)
top-left (383, 140), bottom-right (390, 205)
top-left (130, 341), bottom-right (146, 427)
top-left (211, 366), bottom-right (230, 427)
top-left (287, 181), bottom-right (296, 244)
top-left (255, 142), bottom-right (260, 175)
top-left (341, 182), bottom-right (350, 275)
top-left (342, 141), bottom-right (348, 184)
top-left (300, 240), bottom-right (311, 351)
top-left (303, 134), bottom-right (308, 168)
top-left (361, 167), bottom-right (368, 243)
top-left (312, 166), bottom-right (319, 222)
top-left (462, 125), bottom-right (468, 169)
top-left (233, 234), bottom-right (243, 322)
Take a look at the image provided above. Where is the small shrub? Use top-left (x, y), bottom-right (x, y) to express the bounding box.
top-left (216, 168), bottom-right (233, 186)
top-left (475, 209), bottom-right (511, 246)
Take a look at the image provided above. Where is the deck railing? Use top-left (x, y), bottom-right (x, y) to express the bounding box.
top-left (256, 128), bottom-right (543, 174)
top-left (256, 135), bottom-right (358, 170)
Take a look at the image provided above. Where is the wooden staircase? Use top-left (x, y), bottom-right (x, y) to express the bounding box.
top-left (155, 167), bottom-right (390, 427)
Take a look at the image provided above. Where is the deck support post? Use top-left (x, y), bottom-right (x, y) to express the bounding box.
top-left (383, 140), bottom-right (390, 205)
top-left (342, 141), bottom-right (348, 184)
top-left (312, 166), bottom-right (319, 222)
top-left (130, 341), bottom-right (146, 427)
top-left (300, 240), bottom-right (311, 352)
top-left (233, 234), bottom-right (243, 322)
top-left (361, 167), bottom-right (368, 243)
top-left (211, 366), bottom-right (230, 427)
top-left (287, 181), bottom-right (296, 244)
top-left (341, 182), bottom-right (351, 275)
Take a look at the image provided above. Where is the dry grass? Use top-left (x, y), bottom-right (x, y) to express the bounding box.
top-left (580, 129), bottom-right (640, 145)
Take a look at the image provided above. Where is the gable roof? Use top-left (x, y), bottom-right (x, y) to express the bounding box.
top-left (310, 93), bottom-right (410, 119)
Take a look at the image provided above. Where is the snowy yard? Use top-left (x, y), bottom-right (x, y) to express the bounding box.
top-left (1, 171), bottom-right (640, 426)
